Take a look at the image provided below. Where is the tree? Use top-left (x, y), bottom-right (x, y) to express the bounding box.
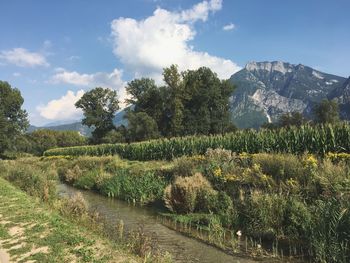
top-left (278, 111), bottom-right (306, 127)
top-left (100, 126), bottom-right (126, 144)
top-left (0, 81), bottom-right (29, 156)
top-left (125, 66), bottom-right (236, 139)
top-left (75, 87), bottom-right (119, 143)
top-left (313, 99), bottom-right (340, 124)
top-left (125, 78), bottom-right (171, 136)
top-left (29, 129), bottom-right (86, 155)
top-left (125, 111), bottom-right (159, 142)
top-left (163, 65), bottom-right (184, 136)
top-left (181, 67), bottom-right (235, 135)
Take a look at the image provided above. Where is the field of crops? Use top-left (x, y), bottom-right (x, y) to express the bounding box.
top-left (44, 123), bottom-right (350, 161)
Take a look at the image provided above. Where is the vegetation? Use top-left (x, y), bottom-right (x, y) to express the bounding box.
top-left (0, 158), bottom-right (173, 262)
top-left (45, 123), bottom-right (350, 160)
top-left (0, 81), bottom-right (29, 157)
top-left (123, 65), bottom-right (236, 139)
top-left (314, 99), bottom-right (340, 124)
top-left (3, 148), bottom-right (350, 261)
top-left (0, 177), bottom-right (139, 262)
top-left (28, 129), bottom-right (86, 155)
top-left (125, 110), bottom-right (160, 142)
top-left (75, 87), bottom-right (120, 143)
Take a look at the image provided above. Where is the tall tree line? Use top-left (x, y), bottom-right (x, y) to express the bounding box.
top-left (124, 65), bottom-right (236, 141)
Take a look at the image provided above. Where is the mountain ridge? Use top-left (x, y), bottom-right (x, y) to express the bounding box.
top-left (229, 61), bottom-right (348, 128)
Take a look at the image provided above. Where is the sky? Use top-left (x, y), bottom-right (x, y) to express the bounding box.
top-left (0, 0), bottom-right (349, 126)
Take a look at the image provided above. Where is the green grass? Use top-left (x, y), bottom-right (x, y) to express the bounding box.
top-left (0, 177), bottom-right (139, 263)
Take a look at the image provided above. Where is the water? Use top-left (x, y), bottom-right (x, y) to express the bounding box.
top-left (58, 184), bottom-right (281, 263)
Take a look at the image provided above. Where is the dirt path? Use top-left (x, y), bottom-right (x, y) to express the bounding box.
top-left (0, 248), bottom-right (10, 263)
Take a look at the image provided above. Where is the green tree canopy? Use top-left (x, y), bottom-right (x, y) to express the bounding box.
top-left (29, 129), bottom-right (86, 155)
top-left (75, 87), bottom-right (119, 143)
top-left (313, 99), bottom-right (340, 124)
top-left (0, 81), bottom-right (29, 156)
top-left (125, 111), bottom-right (159, 142)
top-left (181, 67), bottom-right (235, 135)
top-left (124, 65), bottom-right (235, 139)
top-left (278, 111), bottom-right (307, 127)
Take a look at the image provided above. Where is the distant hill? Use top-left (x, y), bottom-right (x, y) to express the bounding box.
top-left (28, 122), bottom-right (93, 136)
top-left (229, 61), bottom-right (348, 128)
top-left (28, 109), bottom-right (128, 136)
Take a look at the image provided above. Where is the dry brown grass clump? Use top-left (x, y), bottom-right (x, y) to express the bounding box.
top-left (164, 173), bottom-right (216, 214)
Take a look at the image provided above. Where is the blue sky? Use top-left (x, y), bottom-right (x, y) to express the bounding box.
top-left (0, 0), bottom-right (349, 126)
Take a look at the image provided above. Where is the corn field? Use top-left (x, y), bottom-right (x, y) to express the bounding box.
top-left (44, 123), bottom-right (350, 161)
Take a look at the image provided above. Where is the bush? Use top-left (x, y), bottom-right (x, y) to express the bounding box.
top-left (240, 192), bottom-right (287, 239)
top-left (63, 165), bottom-right (83, 183)
top-left (100, 170), bottom-right (167, 204)
top-left (74, 169), bottom-right (99, 190)
top-left (164, 173), bottom-right (216, 214)
top-left (283, 197), bottom-right (312, 239)
top-left (309, 198), bottom-right (350, 263)
top-left (316, 159), bottom-right (350, 195)
top-left (0, 160), bottom-right (57, 202)
top-left (252, 153), bottom-right (304, 183)
top-left (171, 155), bottom-right (205, 177)
top-left (60, 193), bottom-right (89, 218)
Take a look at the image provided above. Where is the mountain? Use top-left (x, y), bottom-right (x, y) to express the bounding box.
top-left (28, 109), bottom-right (128, 136)
top-left (229, 61), bottom-right (347, 128)
top-left (329, 77), bottom-right (350, 119)
top-left (43, 120), bottom-right (81, 127)
top-left (28, 122), bottom-right (93, 136)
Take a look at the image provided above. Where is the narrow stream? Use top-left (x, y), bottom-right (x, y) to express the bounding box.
top-left (58, 184), bottom-right (280, 263)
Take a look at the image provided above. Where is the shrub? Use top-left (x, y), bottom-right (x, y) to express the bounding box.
top-left (0, 160), bottom-right (57, 202)
top-left (60, 193), bottom-right (89, 218)
top-left (74, 169), bottom-right (99, 190)
top-left (64, 165), bottom-right (83, 183)
top-left (171, 155), bottom-right (205, 177)
top-left (283, 197), bottom-right (312, 239)
top-left (164, 173), bottom-right (216, 214)
top-left (240, 192), bottom-right (287, 239)
top-left (100, 170), bottom-right (167, 204)
top-left (252, 153), bottom-right (304, 183)
top-left (309, 198), bottom-right (350, 263)
top-left (316, 159), bottom-right (350, 195)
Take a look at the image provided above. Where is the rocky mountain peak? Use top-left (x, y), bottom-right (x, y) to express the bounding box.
top-left (245, 61), bottom-right (294, 74)
top-left (230, 61), bottom-right (348, 128)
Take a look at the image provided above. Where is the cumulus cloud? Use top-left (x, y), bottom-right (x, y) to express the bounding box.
top-left (222, 23), bottom-right (235, 31)
top-left (111, 0), bottom-right (240, 81)
top-left (0, 48), bottom-right (49, 67)
top-left (46, 68), bottom-right (128, 121)
top-left (51, 68), bottom-right (124, 88)
top-left (37, 90), bottom-right (84, 121)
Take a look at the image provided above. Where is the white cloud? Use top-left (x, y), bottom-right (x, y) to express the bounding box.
top-left (51, 67), bottom-right (125, 89)
top-left (179, 0), bottom-right (222, 22)
top-left (222, 23), bottom-right (235, 31)
top-left (50, 68), bottom-right (128, 107)
top-left (13, 72), bottom-right (21, 77)
top-left (67, 55), bottom-right (80, 61)
top-left (37, 90), bottom-right (84, 121)
top-left (111, 0), bottom-right (240, 81)
top-left (0, 48), bottom-right (49, 67)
